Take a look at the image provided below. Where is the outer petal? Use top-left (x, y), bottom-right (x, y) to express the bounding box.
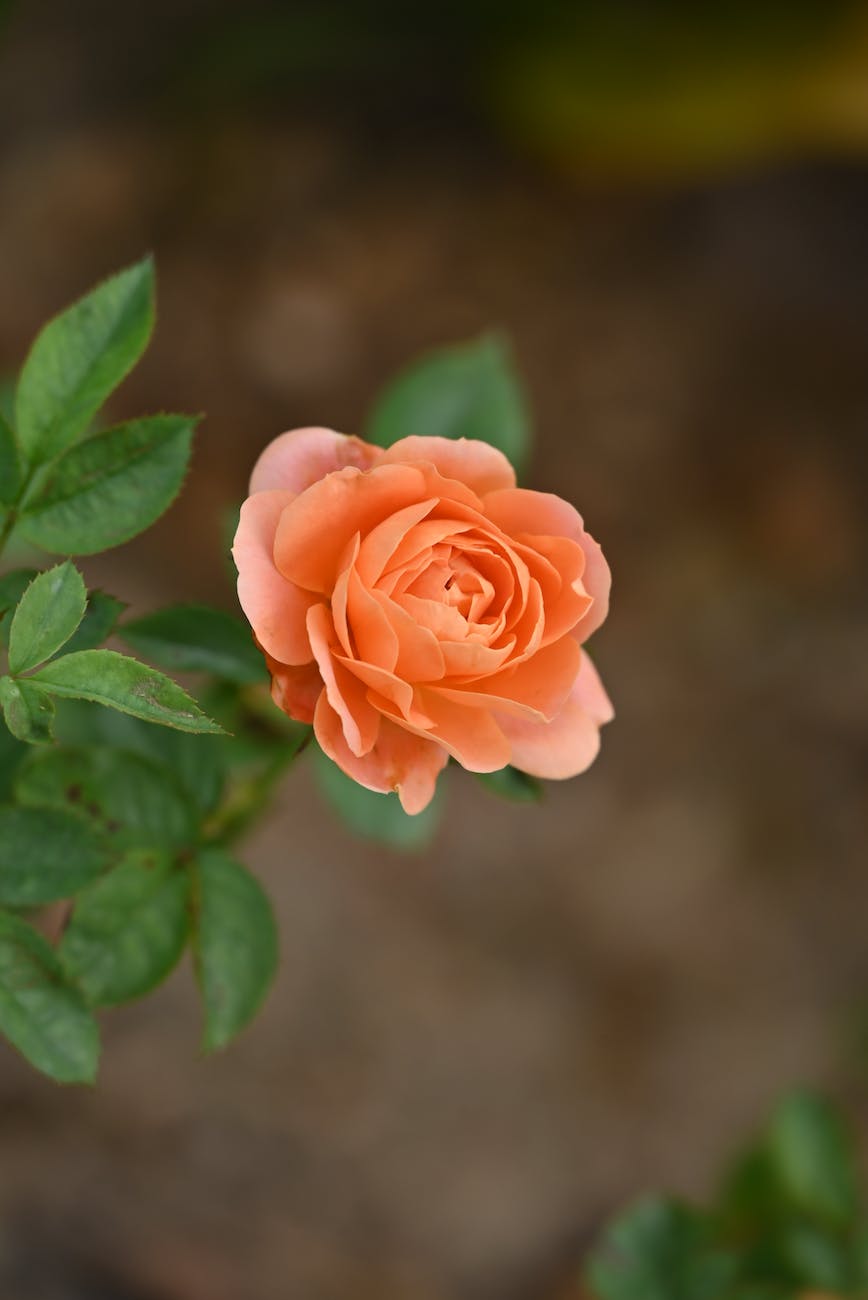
top-left (379, 436), bottom-right (516, 494)
top-left (267, 658), bottom-right (322, 724)
top-left (307, 603), bottom-right (381, 757)
top-left (314, 693), bottom-right (448, 814)
top-left (250, 426), bottom-right (380, 494)
top-left (498, 650), bottom-right (613, 779)
top-left (233, 490), bottom-right (317, 665)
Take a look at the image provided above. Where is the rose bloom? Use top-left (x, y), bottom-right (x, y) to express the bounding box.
top-left (233, 428), bottom-right (612, 813)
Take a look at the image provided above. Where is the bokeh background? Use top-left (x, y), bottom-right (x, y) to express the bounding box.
top-left (1, 2), bottom-right (868, 1297)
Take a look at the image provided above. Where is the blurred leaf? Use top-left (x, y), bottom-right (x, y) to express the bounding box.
top-left (0, 677), bottom-right (55, 745)
top-left (0, 410), bottom-right (21, 505)
top-left (0, 724), bottom-right (25, 801)
top-left (60, 850), bottom-right (189, 1007)
top-left (191, 849), bottom-right (277, 1051)
top-left (0, 568), bottom-right (38, 647)
top-left (777, 1221), bottom-right (853, 1291)
top-left (63, 590), bottom-right (125, 654)
top-left (0, 804), bottom-right (108, 905)
top-left (19, 414), bottom-right (197, 555)
top-left (366, 333), bottom-right (531, 472)
top-left (0, 378), bottom-right (14, 428)
top-left (588, 1197), bottom-right (741, 1300)
top-left (476, 764), bottom-right (542, 802)
top-left (7, 562), bottom-right (87, 674)
top-left (765, 1091), bottom-right (859, 1228)
top-left (15, 257), bottom-right (154, 464)
top-left (31, 649), bottom-right (224, 734)
top-left (16, 745), bottom-right (195, 849)
top-left (0, 909), bottom-right (99, 1084)
top-left (313, 744), bottom-right (442, 849)
top-left (120, 603), bottom-right (266, 684)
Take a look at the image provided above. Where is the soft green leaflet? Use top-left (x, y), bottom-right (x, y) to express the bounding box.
top-left (0, 803), bottom-right (109, 905)
top-left (119, 602), bottom-right (267, 683)
top-left (192, 849), bottom-right (278, 1051)
top-left (31, 649), bottom-right (224, 734)
top-left (18, 414), bottom-right (197, 555)
top-left (7, 561), bottom-right (87, 674)
top-left (0, 910), bottom-right (99, 1084)
top-left (60, 850), bottom-right (190, 1008)
top-left (0, 677), bottom-right (55, 744)
top-left (366, 333), bottom-right (531, 473)
top-left (15, 257), bottom-right (154, 464)
top-left (313, 744), bottom-right (442, 849)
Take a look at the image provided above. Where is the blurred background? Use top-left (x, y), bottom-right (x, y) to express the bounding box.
top-left (1, 1), bottom-right (868, 1297)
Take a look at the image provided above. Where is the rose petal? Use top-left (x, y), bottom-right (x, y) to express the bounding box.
top-left (250, 426), bottom-right (380, 494)
top-left (307, 603), bottom-right (380, 757)
top-left (403, 690), bottom-right (512, 772)
top-left (314, 693), bottom-right (448, 814)
top-left (267, 658), bottom-right (323, 724)
top-left (233, 490), bottom-right (317, 665)
top-left (433, 633), bottom-right (581, 720)
top-left (380, 436), bottom-right (516, 494)
top-left (498, 650), bottom-right (613, 779)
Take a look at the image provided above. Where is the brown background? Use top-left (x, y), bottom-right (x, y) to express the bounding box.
top-left (1, 3), bottom-right (867, 1297)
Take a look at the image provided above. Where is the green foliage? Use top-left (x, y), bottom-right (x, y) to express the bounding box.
top-left (0, 910), bottom-right (99, 1084)
top-left (366, 333), bottom-right (531, 474)
top-left (588, 1091), bottom-right (868, 1299)
top-left (476, 764), bottom-right (543, 802)
top-left (60, 850), bottom-right (189, 1008)
top-left (31, 649), bottom-right (224, 734)
top-left (0, 411), bottom-right (21, 505)
top-left (191, 849), bottom-right (278, 1051)
top-left (64, 591), bottom-right (125, 654)
top-left (7, 562), bottom-right (87, 674)
top-left (0, 677), bottom-right (55, 744)
top-left (0, 804), bottom-right (108, 905)
top-left (15, 257), bottom-right (154, 464)
top-left (18, 415), bottom-right (197, 555)
top-left (120, 603), bottom-right (267, 683)
top-left (313, 744), bottom-right (442, 849)
top-left (0, 568), bottom-right (37, 645)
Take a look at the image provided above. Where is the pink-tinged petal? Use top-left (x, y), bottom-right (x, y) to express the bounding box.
top-left (307, 603), bottom-right (380, 757)
top-left (275, 462), bottom-right (428, 593)
top-left (434, 634), bottom-right (581, 720)
top-left (267, 658), bottom-right (323, 725)
top-left (381, 436), bottom-right (516, 494)
top-left (571, 527), bottom-right (611, 643)
top-left (314, 693), bottom-right (448, 814)
top-left (233, 490), bottom-right (317, 665)
top-left (250, 427), bottom-right (380, 494)
top-left (498, 650), bottom-right (613, 779)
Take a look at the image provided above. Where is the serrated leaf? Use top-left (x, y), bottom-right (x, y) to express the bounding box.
top-left (0, 410), bottom-right (21, 505)
top-left (15, 745), bottom-right (195, 848)
top-left (7, 561), bottom-right (87, 674)
top-left (0, 804), bottom-right (108, 905)
top-left (60, 850), bottom-right (189, 1007)
top-left (15, 257), bottom-right (154, 464)
top-left (0, 677), bottom-right (55, 744)
top-left (119, 603), bottom-right (267, 683)
top-left (18, 414), bottom-right (196, 555)
top-left (476, 765), bottom-right (542, 802)
top-left (192, 849), bottom-right (277, 1051)
top-left (0, 909), bottom-right (99, 1083)
top-left (0, 568), bottom-right (38, 647)
top-left (31, 649), bottom-right (224, 734)
top-left (366, 333), bottom-right (531, 472)
top-left (313, 744), bottom-right (442, 849)
top-left (63, 590), bottom-right (125, 654)
top-left (765, 1091), bottom-right (858, 1228)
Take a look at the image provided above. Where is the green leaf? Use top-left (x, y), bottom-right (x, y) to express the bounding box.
top-left (15, 745), bottom-right (195, 849)
top-left (765, 1091), bottom-right (859, 1228)
top-left (15, 257), bottom-right (155, 464)
top-left (119, 603), bottom-right (266, 684)
top-left (191, 849), bottom-right (277, 1051)
top-left (18, 414), bottom-right (197, 556)
top-left (313, 744), bottom-right (442, 849)
top-left (476, 765), bottom-right (543, 802)
top-left (7, 561), bottom-right (87, 674)
top-left (0, 804), bottom-right (108, 905)
top-left (0, 568), bottom-right (38, 647)
top-left (366, 333), bottom-right (531, 472)
top-left (63, 590), bottom-right (125, 654)
top-left (0, 677), bottom-right (55, 744)
top-left (60, 850), bottom-right (189, 1008)
top-left (0, 909), bottom-right (99, 1083)
top-left (31, 649), bottom-right (224, 734)
top-left (588, 1197), bottom-right (740, 1300)
top-left (0, 410), bottom-right (21, 505)
top-left (0, 724), bottom-right (25, 801)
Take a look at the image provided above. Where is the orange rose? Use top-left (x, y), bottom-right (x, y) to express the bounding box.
top-left (233, 427), bottom-right (612, 813)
